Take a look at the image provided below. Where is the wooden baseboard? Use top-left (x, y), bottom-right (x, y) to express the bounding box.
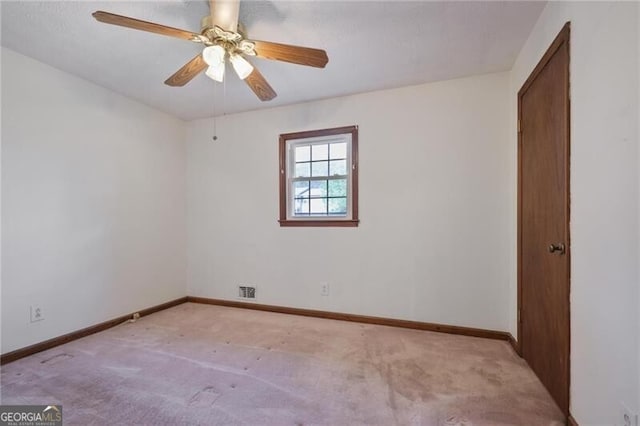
top-left (567, 413), bottom-right (579, 426)
top-left (187, 296), bottom-right (514, 343)
top-left (508, 333), bottom-right (520, 355)
top-left (0, 297), bottom-right (188, 365)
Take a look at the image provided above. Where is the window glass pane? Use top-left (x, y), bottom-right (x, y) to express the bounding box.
top-left (295, 162), bottom-right (310, 178)
top-left (329, 197), bottom-right (347, 215)
top-left (311, 161), bottom-right (329, 177)
top-left (294, 198), bottom-right (309, 215)
top-left (293, 181), bottom-right (310, 197)
top-left (310, 198), bottom-right (327, 214)
top-left (310, 180), bottom-right (327, 197)
top-left (311, 144), bottom-right (329, 161)
top-left (329, 159), bottom-right (347, 176)
top-left (328, 179), bottom-right (347, 197)
top-left (329, 142), bottom-right (347, 159)
top-left (295, 145), bottom-right (310, 162)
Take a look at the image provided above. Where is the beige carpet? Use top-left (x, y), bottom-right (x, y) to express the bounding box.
top-left (0, 303), bottom-right (564, 425)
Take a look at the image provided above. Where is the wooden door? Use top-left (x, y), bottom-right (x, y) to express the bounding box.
top-left (518, 23), bottom-right (570, 416)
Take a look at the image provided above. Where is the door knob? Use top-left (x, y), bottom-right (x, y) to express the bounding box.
top-left (548, 243), bottom-right (566, 254)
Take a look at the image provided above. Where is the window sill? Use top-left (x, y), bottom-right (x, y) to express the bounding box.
top-left (279, 219), bottom-right (359, 227)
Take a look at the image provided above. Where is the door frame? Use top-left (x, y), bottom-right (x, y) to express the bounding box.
top-left (516, 22), bottom-right (571, 415)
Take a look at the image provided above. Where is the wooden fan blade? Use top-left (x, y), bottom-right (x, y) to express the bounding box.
top-left (252, 40), bottom-right (328, 68)
top-left (165, 54), bottom-right (207, 87)
top-left (244, 67), bottom-right (277, 101)
top-left (92, 11), bottom-right (202, 42)
top-left (209, 0), bottom-right (240, 32)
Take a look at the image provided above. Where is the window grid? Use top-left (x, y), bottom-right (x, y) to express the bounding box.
top-left (289, 140), bottom-right (350, 218)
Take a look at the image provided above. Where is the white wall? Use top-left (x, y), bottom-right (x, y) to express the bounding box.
top-left (186, 72), bottom-right (512, 332)
top-left (1, 48), bottom-right (187, 354)
top-left (510, 3), bottom-right (639, 425)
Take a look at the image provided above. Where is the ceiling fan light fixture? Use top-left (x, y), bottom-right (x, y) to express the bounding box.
top-left (202, 45), bottom-right (225, 67)
top-left (205, 64), bottom-right (225, 82)
top-left (230, 54), bottom-right (254, 80)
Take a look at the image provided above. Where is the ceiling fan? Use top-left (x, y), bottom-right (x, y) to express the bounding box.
top-left (92, 0), bottom-right (329, 101)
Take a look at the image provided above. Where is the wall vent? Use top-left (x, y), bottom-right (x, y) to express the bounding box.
top-left (238, 286), bottom-right (256, 299)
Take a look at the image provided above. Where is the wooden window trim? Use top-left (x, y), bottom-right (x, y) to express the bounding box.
top-left (279, 125), bottom-right (359, 227)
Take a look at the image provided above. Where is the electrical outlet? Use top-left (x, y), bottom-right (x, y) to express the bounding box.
top-left (321, 282), bottom-right (329, 296)
top-left (621, 403), bottom-right (638, 426)
top-left (30, 305), bottom-right (44, 323)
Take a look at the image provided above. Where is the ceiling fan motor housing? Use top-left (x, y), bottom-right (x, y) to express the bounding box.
top-left (199, 16), bottom-right (255, 56)
top-left (200, 16), bottom-right (245, 37)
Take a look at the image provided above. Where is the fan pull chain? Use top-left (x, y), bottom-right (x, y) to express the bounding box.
top-left (223, 73), bottom-right (227, 117)
top-left (212, 83), bottom-right (218, 141)
top-left (212, 77), bottom-right (228, 141)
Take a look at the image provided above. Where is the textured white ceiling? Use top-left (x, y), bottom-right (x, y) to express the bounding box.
top-left (1, 1), bottom-right (545, 120)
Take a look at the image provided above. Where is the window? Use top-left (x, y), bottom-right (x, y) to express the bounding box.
top-left (279, 126), bottom-right (359, 227)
